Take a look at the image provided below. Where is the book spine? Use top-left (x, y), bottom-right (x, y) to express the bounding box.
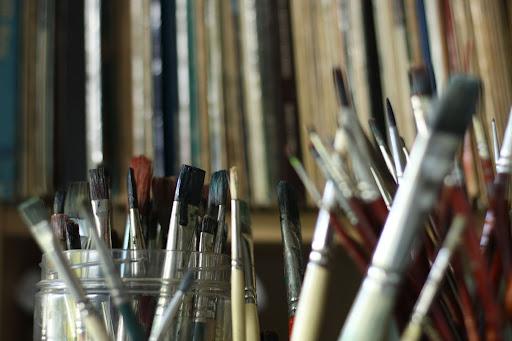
top-left (0, 0), bottom-right (20, 200)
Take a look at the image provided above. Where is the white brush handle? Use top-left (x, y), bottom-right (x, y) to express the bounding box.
top-left (231, 268), bottom-right (246, 340)
top-left (291, 263), bottom-right (329, 341)
top-left (245, 302), bottom-right (260, 341)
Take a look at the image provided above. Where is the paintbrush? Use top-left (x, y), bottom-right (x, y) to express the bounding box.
top-left (277, 181), bottom-right (305, 336)
top-left (149, 271), bottom-right (194, 341)
top-left (491, 118), bottom-right (500, 168)
top-left (339, 74), bottom-right (480, 340)
top-left (88, 167), bottom-right (112, 247)
top-left (401, 215), bottom-right (466, 341)
top-left (472, 116), bottom-right (495, 192)
top-left (408, 65), bottom-right (433, 136)
top-left (66, 219), bottom-right (82, 250)
top-left (369, 118), bottom-right (397, 183)
top-left (64, 181), bottom-right (92, 249)
top-left (127, 167), bottom-right (146, 251)
top-left (207, 170), bottom-right (229, 254)
top-left (18, 198), bottom-right (110, 341)
top-left (190, 216), bottom-right (218, 341)
top-left (130, 156), bottom-right (153, 243)
top-left (385, 98), bottom-right (407, 184)
top-left (240, 201), bottom-right (260, 341)
top-left (80, 200), bottom-right (145, 340)
top-left (52, 190), bottom-right (68, 250)
top-left (151, 176), bottom-right (176, 249)
top-left (151, 165), bottom-right (205, 338)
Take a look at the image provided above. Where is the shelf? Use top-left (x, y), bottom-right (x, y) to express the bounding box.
top-left (0, 205), bottom-right (317, 243)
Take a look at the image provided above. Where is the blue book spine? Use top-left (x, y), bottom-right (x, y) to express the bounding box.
top-left (0, 0), bottom-right (20, 201)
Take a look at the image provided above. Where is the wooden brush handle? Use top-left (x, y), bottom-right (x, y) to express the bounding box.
top-left (290, 263), bottom-right (329, 341)
top-left (245, 302), bottom-right (260, 341)
top-left (231, 268), bottom-right (246, 340)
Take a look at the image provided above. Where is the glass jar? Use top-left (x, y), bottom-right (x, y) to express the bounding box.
top-left (34, 250), bottom-right (231, 340)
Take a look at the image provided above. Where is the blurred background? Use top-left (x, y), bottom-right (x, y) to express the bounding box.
top-left (1, 0), bottom-right (512, 339)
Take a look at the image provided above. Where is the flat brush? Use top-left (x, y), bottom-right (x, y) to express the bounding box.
top-left (66, 219), bottom-right (82, 250)
top-left (127, 167), bottom-right (146, 250)
top-left (89, 167), bottom-right (112, 247)
top-left (130, 156), bottom-right (153, 242)
top-left (230, 166), bottom-right (246, 341)
top-left (207, 170), bottom-right (229, 254)
top-left (18, 198), bottom-right (109, 341)
top-left (491, 118), bottom-right (500, 168)
top-left (339, 74), bottom-right (480, 340)
top-left (401, 215), bottom-right (466, 341)
top-left (64, 181), bottom-right (91, 249)
top-left (277, 181), bottom-right (305, 336)
top-left (386, 98), bottom-right (407, 184)
top-left (369, 118), bottom-right (397, 183)
top-left (240, 201), bottom-right (260, 341)
top-left (149, 271), bottom-right (194, 341)
top-left (151, 176), bottom-right (176, 248)
top-left (80, 200), bottom-right (145, 341)
top-left (409, 65), bottom-right (433, 136)
top-left (52, 189), bottom-right (68, 249)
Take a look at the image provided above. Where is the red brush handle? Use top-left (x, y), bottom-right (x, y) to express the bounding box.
top-left (288, 316), bottom-right (294, 338)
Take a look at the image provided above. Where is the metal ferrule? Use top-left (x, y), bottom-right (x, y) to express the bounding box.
top-left (370, 167), bottom-right (392, 209)
top-left (309, 182), bottom-right (337, 267)
top-left (472, 116), bottom-right (490, 159)
top-left (241, 236), bottom-right (257, 304)
top-left (281, 215), bottom-right (303, 316)
top-left (129, 208), bottom-right (145, 250)
top-left (194, 232), bottom-right (216, 321)
top-left (91, 199), bottom-right (112, 247)
top-left (371, 132), bottom-right (460, 271)
top-left (165, 201), bottom-right (180, 251)
top-left (213, 205), bottom-right (226, 254)
top-left (496, 110), bottom-right (512, 174)
top-left (379, 145), bottom-right (397, 182)
top-left (231, 199), bottom-right (243, 269)
top-left (389, 127), bottom-right (405, 182)
top-left (411, 95), bottom-right (430, 136)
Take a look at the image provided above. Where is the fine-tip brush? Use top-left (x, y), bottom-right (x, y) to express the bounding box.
top-left (79, 200), bottom-right (145, 341)
top-left (64, 181), bottom-right (92, 249)
top-left (88, 167), bottom-right (112, 247)
top-left (18, 198), bottom-right (110, 341)
top-left (130, 156), bottom-right (153, 243)
top-left (191, 216), bottom-right (218, 341)
top-left (408, 65), bottom-right (434, 136)
top-left (339, 74), bottom-right (480, 340)
top-left (230, 166), bottom-right (246, 341)
top-left (207, 170), bottom-right (229, 254)
top-left (401, 215), bottom-right (466, 341)
top-left (149, 270), bottom-right (194, 341)
top-left (277, 181), bottom-right (305, 336)
top-left (240, 201), bottom-right (260, 341)
top-left (385, 98), bottom-right (407, 184)
top-left (52, 190), bottom-right (68, 250)
top-left (288, 154), bottom-right (367, 271)
top-left (66, 219), bottom-right (82, 250)
top-left (127, 167), bottom-right (146, 250)
top-left (491, 118), bottom-right (500, 168)
top-left (151, 165), bottom-right (205, 337)
top-left (369, 118), bottom-right (397, 183)
top-left (151, 176), bottom-right (176, 249)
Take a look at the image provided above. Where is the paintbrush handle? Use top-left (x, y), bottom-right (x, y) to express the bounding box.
top-left (290, 263), bottom-right (329, 341)
top-left (231, 268), bottom-right (246, 340)
top-left (245, 302), bottom-right (260, 341)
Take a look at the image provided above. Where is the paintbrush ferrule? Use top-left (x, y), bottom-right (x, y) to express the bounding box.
top-left (411, 95), bottom-right (430, 136)
top-left (496, 108), bottom-right (512, 174)
top-left (309, 182), bottom-right (337, 266)
top-left (128, 207), bottom-right (145, 250)
top-left (231, 199), bottom-right (243, 268)
top-left (241, 237), bottom-right (257, 304)
top-left (389, 127), bottom-right (405, 182)
top-left (91, 199), bottom-right (112, 247)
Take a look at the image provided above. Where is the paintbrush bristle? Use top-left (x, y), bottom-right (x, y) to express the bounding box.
top-left (18, 197), bottom-right (49, 227)
top-left (201, 216), bottom-right (218, 235)
top-left (64, 182), bottom-right (90, 219)
top-left (51, 214), bottom-right (67, 243)
top-left (240, 201), bottom-right (251, 236)
top-left (174, 165), bottom-right (206, 205)
top-left (53, 190), bottom-right (66, 215)
top-left (88, 167), bottom-right (110, 200)
top-left (409, 65), bottom-right (434, 97)
top-left (429, 75), bottom-right (481, 137)
top-left (66, 219), bottom-right (82, 250)
top-left (229, 167), bottom-right (239, 200)
top-left (277, 181), bottom-right (300, 229)
top-left (332, 67), bottom-right (350, 107)
top-left (127, 167), bottom-right (138, 209)
top-left (207, 170), bottom-right (229, 216)
top-left (129, 156), bottom-right (153, 213)
top-left (385, 98), bottom-right (397, 128)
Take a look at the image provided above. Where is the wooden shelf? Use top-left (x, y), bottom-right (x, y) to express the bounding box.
top-left (0, 205), bottom-right (317, 243)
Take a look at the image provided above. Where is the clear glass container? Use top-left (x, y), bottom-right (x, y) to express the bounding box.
top-left (34, 250), bottom-right (231, 341)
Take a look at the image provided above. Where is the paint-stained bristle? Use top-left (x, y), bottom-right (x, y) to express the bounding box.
top-left (408, 65), bottom-right (433, 96)
top-left (51, 214), bottom-right (67, 242)
top-left (64, 182), bottom-right (90, 219)
top-left (88, 167), bottom-right (110, 200)
top-left (332, 67), bottom-right (350, 107)
top-left (18, 198), bottom-right (49, 227)
top-left (429, 75), bottom-right (481, 137)
top-left (385, 98), bottom-right (397, 128)
top-left (201, 216), bottom-right (218, 235)
top-left (277, 181), bottom-right (300, 229)
top-left (240, 201), bottom-right (252, 236)
top-left (229, 167), bottom-right (239, 200)
top-left (127, 168), bottom-right (138, 209)
top-left (53, 190), bottom-right (66, 215)
top-left (66, 219), bottom-right (82, 250)
top-left (175, 165), bottom-right (206, 205)
top-left (129, 156), bottom-right (153, 213)
top-left (207, 170), bottom-right (229, 215)
top-left (369, 118), bottom-right (387, 148)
